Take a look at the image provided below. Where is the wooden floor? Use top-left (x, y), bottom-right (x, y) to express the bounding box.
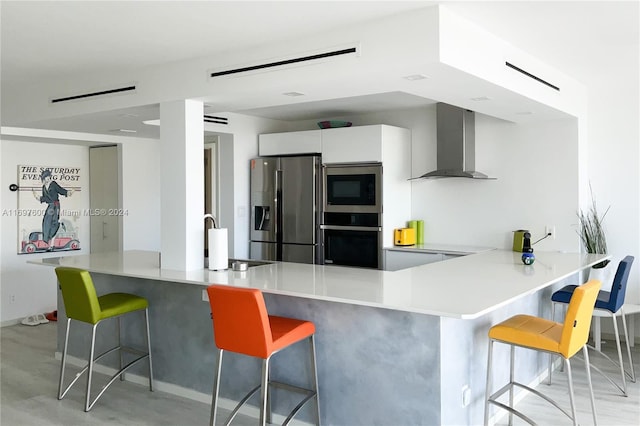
top-left (493, 337), bottom-right (640, 426)
top-left (0, 322), bottom-right (253, 426)
top-left (2, 322), bottom-right (639, 425)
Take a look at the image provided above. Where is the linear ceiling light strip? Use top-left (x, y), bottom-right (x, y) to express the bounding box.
top-left (204, 115), bottom-right (228, 124)
top-left (51, 85), bottom-right (137, 103)
top-left (505, 62), bottom-right (560, 91)
top-left (210, 47), bottom-right (357, 78)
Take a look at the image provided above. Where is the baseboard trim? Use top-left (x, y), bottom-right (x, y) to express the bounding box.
top-left (54, 351), bottom-right (313, 426)
top-left (1, 319), bottom-right (22, 328)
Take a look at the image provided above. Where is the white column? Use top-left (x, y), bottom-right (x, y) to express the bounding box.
top-left (160, 100), bottom-right (204, 270)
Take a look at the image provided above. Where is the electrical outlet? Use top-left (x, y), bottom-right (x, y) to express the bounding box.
top-left (10, 294), bottom-right (16, 303)
top-left (202, 289), bottom-right (209, 302)
top-left (545, 225), bottom-right (556, 240)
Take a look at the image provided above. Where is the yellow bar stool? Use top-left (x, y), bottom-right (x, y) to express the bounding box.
top-left (55, 267), bottom-right (154, 411)
top-left (484, 279), bottom-right (601, 426)
top-left (550, 256), bottom-right (636, 395)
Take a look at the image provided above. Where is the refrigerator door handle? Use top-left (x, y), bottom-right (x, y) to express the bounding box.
top-left (274, 169), bottom-right (281, 239)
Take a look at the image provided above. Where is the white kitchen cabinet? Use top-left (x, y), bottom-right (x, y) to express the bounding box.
top-left (384, 249), bottom-right (444, 271)
top-left (322, 126), bottom-right (382, 163)
top-left (321, 125), bottom-right (410, 164)
top-left (258, 130), bottom-right (321, 156)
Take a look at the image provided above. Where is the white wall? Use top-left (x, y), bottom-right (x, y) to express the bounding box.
top-left (1, 136), bottom-right (161, 323)
top-left (1, 140), bottom-right (90, 323)
top-left (587, 57), bottom-right (640, 328)
top-left (413, 111), bottom-right (579, 251)
top-left (291, 105), bottom-right (580, 251)
top-left (121, 140), bottom-right (161, 251)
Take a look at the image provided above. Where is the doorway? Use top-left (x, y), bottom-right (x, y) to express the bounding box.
top-left (204, 136), bottom-right (219, 257)
top-left (89, 145), bottom-right (121, 253)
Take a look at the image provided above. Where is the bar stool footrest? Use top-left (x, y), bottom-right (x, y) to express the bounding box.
top-left (86, 352), bottom-right (150, 411)
top-left (488, 380), bottom-right (574, 424)
top-left (222, 381), bottom-right (318, 426)
top-left (59, 344), bottom-right (150, 408)
top-left (269, 380), bottom-right (318, 426)
top-left (576, 347), bottom-right (630, 396)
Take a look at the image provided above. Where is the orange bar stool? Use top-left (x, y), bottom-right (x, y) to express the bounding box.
top-left (207, 284), bottom-right (320, 426)
top-left (55, 267), bottom-right (154, 411)
top-left (484, 279), bottom-right (601, 426)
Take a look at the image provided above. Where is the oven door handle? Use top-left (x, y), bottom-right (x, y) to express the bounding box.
top-left (320, 225), bottom-right (382, 232)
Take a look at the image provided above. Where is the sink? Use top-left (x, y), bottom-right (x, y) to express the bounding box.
top-left (228, 258), bottom-right (273, 269)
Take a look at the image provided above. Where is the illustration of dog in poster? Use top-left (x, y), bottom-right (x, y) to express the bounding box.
top-left (16, 165), bottom-right (82, 254)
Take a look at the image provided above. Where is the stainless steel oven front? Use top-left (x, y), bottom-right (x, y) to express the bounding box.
top-left (321, 212), bottom-right (382, 269)
top-left (323, 163), bottom-right (382, 214)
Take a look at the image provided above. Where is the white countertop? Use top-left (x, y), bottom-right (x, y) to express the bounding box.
top-left (384, 243), bottom-right (495, 255)
top-left (29, 250), bottom-right (608, 319)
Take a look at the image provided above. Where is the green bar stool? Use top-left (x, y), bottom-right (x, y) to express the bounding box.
top-left (55, 267), bottom-right (154, 411)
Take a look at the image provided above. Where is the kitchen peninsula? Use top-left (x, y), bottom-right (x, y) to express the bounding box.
top-left (30, 250), bottom-right (607, 425)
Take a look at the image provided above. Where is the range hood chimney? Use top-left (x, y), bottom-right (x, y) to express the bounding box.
top-left (412, 103), bottom-right (495, 180)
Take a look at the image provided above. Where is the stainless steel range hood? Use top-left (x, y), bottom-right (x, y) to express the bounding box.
top-left (411, 103), bottom-right (495, 180)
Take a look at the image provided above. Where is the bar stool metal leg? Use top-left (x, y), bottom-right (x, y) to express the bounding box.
top-left (483, 339), bottom-right (493, 426)
top-left (260, 357), bottom-right (271, 426)
top-left (583, 346), bottom-right (598, 426)
top-left (266, 359), bottom-right (273, 425)
top-left (564, 358), bottom-right (578, 426)
top-left (85, 324), bottom-right (98, 411)
top-left (118, 316), bottom-right (124, 382)
top-left (509, 345), bottom-right (515, 426)
top-left (310, 335), bottom-right (321, 426)
top-left (58, 318), bottom-right (72, 400)
top-left (144, 308), bottom-right (154, 391)
top-left (210, 349), bottom-right (223, 426)
top-left (611, 312), bottom-right (628, 395)
top-left (548, 302), bottom-right (557, 385)
top-left (620, 306), bottom-right (636, 383)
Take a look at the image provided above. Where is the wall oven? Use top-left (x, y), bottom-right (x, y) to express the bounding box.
top-left (323, 163), bottom-right (382, 214)
top-left (321, 212), bottom-right (382, 269)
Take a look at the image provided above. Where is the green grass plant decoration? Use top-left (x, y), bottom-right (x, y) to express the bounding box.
top-left (578, 185), bottom-right (610, 269)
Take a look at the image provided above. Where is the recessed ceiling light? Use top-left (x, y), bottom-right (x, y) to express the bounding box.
top-left (283, 92), bottom-right (305, 97)
top-left (403, 74), bottom-right (429, 81)
top-left (471, 96), bottom-right (491, 101)
top-left (118, 113), bottom-right (139, 118)
top-left (142, 119), bottom-right (160, 126)
top-left (108, 128), bottom-right (137, 133)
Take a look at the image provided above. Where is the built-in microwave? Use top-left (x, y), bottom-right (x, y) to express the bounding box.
top-left (323, 163), bottom-right (382, 214)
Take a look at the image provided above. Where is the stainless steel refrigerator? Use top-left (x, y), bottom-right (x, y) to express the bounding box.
top-left (249, 155), bottom-right (321, 264)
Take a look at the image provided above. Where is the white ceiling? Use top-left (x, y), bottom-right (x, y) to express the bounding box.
top-left (1, 1), bottom-right (638, 139)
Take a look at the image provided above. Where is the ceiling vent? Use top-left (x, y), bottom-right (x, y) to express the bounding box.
top-left (204, 115), bottom-right (228, 125)
top-left (50, 84), bottom-right (137, 104)
top-left (505, 62), bottom-right (560, 91)
top-left (209, 46), bottom-right (358, 78)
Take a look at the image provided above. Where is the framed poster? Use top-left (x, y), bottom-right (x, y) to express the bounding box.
top-left (16, 165), bottom-right (82, 254)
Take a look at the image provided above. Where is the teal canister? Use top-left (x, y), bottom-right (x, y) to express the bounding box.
top-left (416, 220), bottom-right (424, 245)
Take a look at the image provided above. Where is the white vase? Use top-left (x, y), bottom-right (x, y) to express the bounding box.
top-left (587, 259), bottom-right (614, 292)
